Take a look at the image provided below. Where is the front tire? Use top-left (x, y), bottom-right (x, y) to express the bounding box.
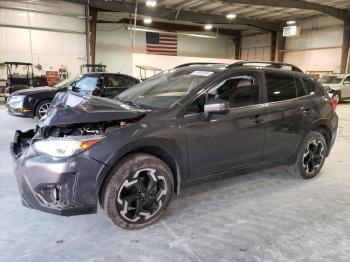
top-left (101, 153), bottom-right (174, 229)
top-left (288, 131), bottom-right (327, 179)
top-left (35, 100), bottom-right (51, 119)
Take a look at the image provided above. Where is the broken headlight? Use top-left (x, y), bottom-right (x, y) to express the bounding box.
top-left (32, 135), bottom-right (104, 158)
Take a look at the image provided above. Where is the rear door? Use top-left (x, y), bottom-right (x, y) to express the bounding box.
top-left (184, 71), bottom-right (267, 178)
top-left (262, 71), bottom-right (313, 161)
top-left (103, 75), bottom-right (139, 98)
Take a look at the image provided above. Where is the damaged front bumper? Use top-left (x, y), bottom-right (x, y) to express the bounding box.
top-left (11, 129), bottom-right (109, 216)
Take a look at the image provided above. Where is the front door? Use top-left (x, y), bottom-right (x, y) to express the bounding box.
top-left (184, 72), bottom-right (267, 178)
top-left (73, 74), bottom-right (102, 96)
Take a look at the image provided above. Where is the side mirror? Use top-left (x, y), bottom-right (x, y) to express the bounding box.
top-left (204, 98), bottom-right (230, 115)
top-left (344, 81), bottom-right (350, 85)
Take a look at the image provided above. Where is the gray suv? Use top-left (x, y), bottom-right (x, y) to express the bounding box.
top-left (11, 61), bottom-right (338, 229)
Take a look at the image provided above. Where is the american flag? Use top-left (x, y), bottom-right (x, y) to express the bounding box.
top-left (146, 32), bottom-right (177, 56)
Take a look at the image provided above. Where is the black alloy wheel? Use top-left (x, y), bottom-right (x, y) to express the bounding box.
top-left (302, 139), bottom-right (325, 176)
top-left (288, 131), bottom-right (327, 179)
top-left (101, 153), bottom-right (174, 229)
top-left (117, 168), bottom-right (167, 223)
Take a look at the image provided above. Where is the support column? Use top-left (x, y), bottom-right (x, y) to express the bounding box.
top-left (89, 7), bottom-right (98, 64)
top-left (85, 4), bottom-right (90, 64)
top-left (340, 20), bottom-right (350, 74)
top-left (233, 34), bottom-right (241, 60)
top-left (271, 31), bottom-right (277, 61)
top-left (275, 30), bottom-right (285, 62)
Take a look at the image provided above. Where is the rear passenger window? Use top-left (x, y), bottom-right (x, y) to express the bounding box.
top-left (265, 72), bottom-right (296, 102)
top-left (303, 77), bottom-right (316, 95)
top-left (295, 77), bottom-right (306, 97)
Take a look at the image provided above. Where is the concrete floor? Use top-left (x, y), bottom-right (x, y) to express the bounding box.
top-left (0, 102), bottom-right (350, 262)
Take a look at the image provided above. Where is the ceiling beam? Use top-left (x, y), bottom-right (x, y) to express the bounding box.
top-left (65, 0), bottom-right (281, 31)
top-left (103, 18), bottom-right (241, 37)
top-left (221, 0), bottom-right (350, 20)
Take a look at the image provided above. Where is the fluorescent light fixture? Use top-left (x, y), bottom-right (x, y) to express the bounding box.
top-left (286, 20), bottom-right (296, 25)
top-left (146, 0), bottom-right (157, 7)
top-left (204, 24), bottom-right (213, 30)
top-left (127, 27), bottom-right (217, 39)
top-left (143, 17), bottom-right (152, 24)
top-left (226, 13), bottom-right (237, 19)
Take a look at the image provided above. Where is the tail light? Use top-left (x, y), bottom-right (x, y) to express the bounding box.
top-left (329, 98), bottom-right (337, 110)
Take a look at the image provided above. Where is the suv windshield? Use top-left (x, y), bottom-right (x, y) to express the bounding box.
top-left (55, 74), bottom-right (83, 88)
top-left (117, 69), bottom-right (216, 109)
top-left (320, 75), bottom-right (343, 84)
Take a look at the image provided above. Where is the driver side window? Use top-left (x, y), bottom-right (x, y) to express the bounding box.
top-left (74, 76), bottom-right (101, 93)
top-left (187, 75), bottom-right (259, 114)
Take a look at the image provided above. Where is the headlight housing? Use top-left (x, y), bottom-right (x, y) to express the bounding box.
top-left (32, 135), bottom-right (104, 158)
top-left (8, 95), bottom-right (25, 108)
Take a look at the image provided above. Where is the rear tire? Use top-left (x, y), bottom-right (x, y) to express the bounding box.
top-left (101, 153), bottom-right (174, 229)
top-left (35, 100), bottom-right (51, 119)
top-left (288, 131), bottom-right (327, 179)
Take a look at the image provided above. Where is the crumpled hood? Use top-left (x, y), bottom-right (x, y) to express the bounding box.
top-left (39, 92), bottom-right (149, 126)
top-left (322, 83), bottom-right (342, 91)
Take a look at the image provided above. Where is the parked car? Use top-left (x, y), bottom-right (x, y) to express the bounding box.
top-left (6, 72), bottom-right (140, 119)
top-left (11, 61), bottom-right (338, 229)
top-left (320, 74), bottom-right (350, 103)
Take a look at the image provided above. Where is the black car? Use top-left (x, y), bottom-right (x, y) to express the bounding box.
top-left (11, 61), bottom-right (338, 229)
top-left (6, 72), bottom-right (140, 118)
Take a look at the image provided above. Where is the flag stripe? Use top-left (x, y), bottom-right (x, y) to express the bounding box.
top-left (146, 32), bottom-right (177, 56)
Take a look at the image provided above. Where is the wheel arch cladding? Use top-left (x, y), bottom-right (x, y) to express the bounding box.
top-left (98, 145), bottom-right (181, 205)
top-left (312, 124), bottom-right (332, 154)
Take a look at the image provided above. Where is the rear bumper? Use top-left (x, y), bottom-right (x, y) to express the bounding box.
top-left (11, 130), bottom-right (110, 216)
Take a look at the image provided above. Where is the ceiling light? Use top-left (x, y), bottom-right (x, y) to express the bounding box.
top-left (146, 0), bottom-right (157, 7)
top-left (226, 13), bottom-right (237, 19)
top-left (143, 17), bottom-right (152, 24)
top-left (204, 24), bottom-right (213, 30)
top-left (286, 20), bottom-right (296, 25)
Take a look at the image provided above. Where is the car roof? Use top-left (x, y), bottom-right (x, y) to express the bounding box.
top-left (323, 74), bottom-right (349, 77)
top-left (82, 72), bottom-right (137, 78)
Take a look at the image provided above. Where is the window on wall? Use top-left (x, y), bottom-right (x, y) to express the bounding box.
top-left (265, 72), bottom-right (297, 102)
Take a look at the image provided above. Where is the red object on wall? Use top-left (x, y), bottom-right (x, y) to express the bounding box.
top-left (45, 71), bottom-right (60, 86)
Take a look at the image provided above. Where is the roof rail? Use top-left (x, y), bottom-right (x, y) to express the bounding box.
top-left (228, 61), bottom-right (303, 73)
top-left (175, 62), bottom-right (223, 68)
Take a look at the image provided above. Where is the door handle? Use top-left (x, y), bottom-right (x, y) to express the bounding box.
top-left (250, 115), bottom-right (264, 124)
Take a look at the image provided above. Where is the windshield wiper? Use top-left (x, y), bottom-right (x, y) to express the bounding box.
top-left (116, 97), bottom-right (141, 108)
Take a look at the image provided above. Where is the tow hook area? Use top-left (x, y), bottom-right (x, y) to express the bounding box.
top-left (10, 129), bottom-right (35, 158)
top-left (34, 172), bottom-right (78, 209)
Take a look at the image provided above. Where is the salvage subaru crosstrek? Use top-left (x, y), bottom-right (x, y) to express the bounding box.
top-left (11, 61), bottom-right (338, 229)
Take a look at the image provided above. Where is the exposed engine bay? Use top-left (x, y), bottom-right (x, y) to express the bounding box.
top-left (11, 118), bottom-right (142, 159)
top-left (11, 92), bottom-right (149, 158)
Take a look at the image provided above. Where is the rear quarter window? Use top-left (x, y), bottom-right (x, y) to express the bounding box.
top-left (302, 77), bottom-right (317, 95)
top-left (265, 72), bottom-right (296, 102)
